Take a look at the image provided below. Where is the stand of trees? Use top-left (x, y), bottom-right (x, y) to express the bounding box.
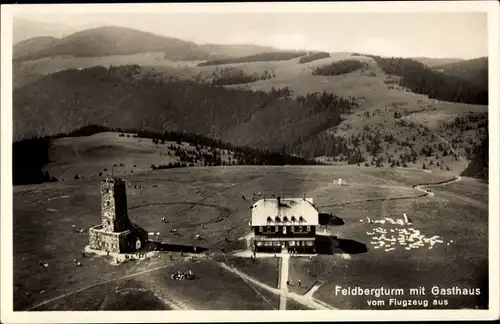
top-left (299, 52), bottom-right (330, 64)
top-left (210, 67), bottom-right (275, 86)
top-left (461, 134), bottom-right (488, 181)
top-left (312, 59), bottom-right (367, 76)
top-left (369, 55), bottom-right (488, 105)
top-left (197, 51), bottom-right (308, 66)
top-left (13, 137), bottom-right (56, 185)
top-left (13, 125), bottom-right (114, 185)
top-left (138, 130), bottom-right (320, 167)
top-left (13, 123), bottom-right (323, 186)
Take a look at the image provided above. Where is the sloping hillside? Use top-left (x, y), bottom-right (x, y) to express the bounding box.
top-left (13, 55), bottom-right (488, 176)
top-left (13, 26), bottom-right (222, 62)
top-left (13, 65), bottom-right (358, 153)
top-left (13, 126), bottom-right (317, 185)
top-left (13, 36), bottom-right (61, 60)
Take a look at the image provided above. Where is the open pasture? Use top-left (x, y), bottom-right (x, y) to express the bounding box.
top-left (13, 165), bottom-right (487, 310)
top-left (311, 177), bottom-right (488, 309)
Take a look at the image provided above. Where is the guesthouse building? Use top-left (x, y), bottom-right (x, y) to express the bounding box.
top-left (251, 197), bottom-right (319, 254)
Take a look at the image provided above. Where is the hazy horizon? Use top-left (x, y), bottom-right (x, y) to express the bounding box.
top-left (13, 12), bottom-right (488, 60)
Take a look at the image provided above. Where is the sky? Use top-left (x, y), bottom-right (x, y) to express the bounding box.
top-left (13, 11), bottom-right (488, 59)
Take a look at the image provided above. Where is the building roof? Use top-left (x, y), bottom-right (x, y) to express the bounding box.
top-left (251, 197), bottom-right (319, 226)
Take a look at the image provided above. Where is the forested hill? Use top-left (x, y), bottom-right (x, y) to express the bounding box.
top-left (14, 65), bottom-right (359, 153)
top-left (434, 57), bottom-right (488, 89)
top-left (366, 55), bottom-right (488, 105)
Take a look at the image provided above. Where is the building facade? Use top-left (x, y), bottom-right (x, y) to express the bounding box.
top-left (251, 197), bottom-right (319, 254)
top-left (89, 177), bottom-right (147, 253)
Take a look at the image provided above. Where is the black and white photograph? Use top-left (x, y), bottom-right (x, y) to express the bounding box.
top-left (1, 1), bottom-right (499, 323)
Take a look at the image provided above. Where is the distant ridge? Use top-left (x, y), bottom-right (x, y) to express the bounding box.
top-left (13, 26), bottom-right (220, 61)
top-left (13, 25), bottom-right (288, 62)
top-left (13, 18), bottom-right (76, 44)
top-left (411, 57), bottom-right (464, 68)
top-left (200, 43), bottom-right (281, 57)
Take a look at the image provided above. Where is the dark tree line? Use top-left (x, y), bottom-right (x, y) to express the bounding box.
top-left (197, 51), bottom-right (308, 66)
top-left (299, 52), bottom-right (330, 64)
top-left (312, 59), bottom-right (367, 76)
top-left (13, 123), bottom-right (322, 186)
top-left (282, 92), bottom-right (359, 160)
top-left (369, 55), bottom-right (488, 105)
top-left (13, 137), bottom-right (56, 185)
top-left (210, 67), bottom-right (275, 86)
top-left (139, 130), bottom-right (320, 167)
top-left (13, 125), bottom-right (114, 185)
top-left (461, 134), bottom-right (488, 181)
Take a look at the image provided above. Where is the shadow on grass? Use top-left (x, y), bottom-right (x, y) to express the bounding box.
top-left (145, 241), bottom-right (208, 254)
top-left (316, 234), bottom-right (367, 255)
top-left (319, 213), bottom-right (345, 226)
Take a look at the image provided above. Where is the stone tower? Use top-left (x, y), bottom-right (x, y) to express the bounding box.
top-left (89, 177), bottom-right (147, 254)
top-left (101, 178), bottom-right (132, 233)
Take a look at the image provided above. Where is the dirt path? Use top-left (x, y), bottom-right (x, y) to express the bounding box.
top-left (278, 254), bottom-right (290, 310)
top-left (218, 261), bottom-right (333, 310)
top-left (434, 133), bottom-right (469, 167)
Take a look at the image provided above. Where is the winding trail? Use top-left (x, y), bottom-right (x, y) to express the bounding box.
top-left (320, 175), bottom-right (463, 209)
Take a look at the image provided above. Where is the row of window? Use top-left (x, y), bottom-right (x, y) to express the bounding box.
top-left (290, 240), bottom-right (314, 247)
top-left (266, 216), bottom-right (305, 223)
top-left (255, 240), bottom-right (314, 247)
top-left (259, 225), bottom-right (311, 233)
top-left (99, 240), bottom-right (119, 251)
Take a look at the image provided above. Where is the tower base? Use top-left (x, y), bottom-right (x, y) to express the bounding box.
top-left (89, 224), bottom-right (148, 254)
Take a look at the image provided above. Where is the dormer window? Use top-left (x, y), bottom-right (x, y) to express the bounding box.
top-left (299, 216), bottom-right (305, 222)
top-left (275, 216), bottom-right (281, 222)
top-left (283, 216), bottom-right (289, 222)
top-left (267, 216), bottom-right (273, 223)
top-left (291, 216), bottom-right (297, 222)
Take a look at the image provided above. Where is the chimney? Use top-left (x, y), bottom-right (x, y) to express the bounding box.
top-left (277, 196), bottom-right (281, 205)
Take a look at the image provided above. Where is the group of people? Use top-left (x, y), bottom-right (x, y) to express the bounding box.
top-left (286, 279), bottom-right (302, 287)
top-left (171, 270), bottom-right (195, 280)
